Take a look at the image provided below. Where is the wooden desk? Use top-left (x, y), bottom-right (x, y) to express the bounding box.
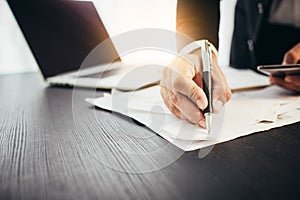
top-left (0, 73), bottom-right (299, 200)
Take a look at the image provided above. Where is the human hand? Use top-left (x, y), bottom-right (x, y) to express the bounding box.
top-left (282, 43), bottom-right (300, 65)
top-left (270, 43), bottom-right (300, 93)
top-left (160, 53), bottom-right (231, 128)
top-left (270, 75), bottom-right (300, 93)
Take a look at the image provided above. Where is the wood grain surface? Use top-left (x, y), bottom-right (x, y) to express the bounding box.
top-left (0, 73), bottom-right (300, 200)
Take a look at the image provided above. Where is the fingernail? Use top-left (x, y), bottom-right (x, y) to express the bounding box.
top-left (213, 100), bottom-right (224, 113)
top-left (196, 100), bottom-right (205, 110)
top-left (199, 119), bottom-right (206, 128)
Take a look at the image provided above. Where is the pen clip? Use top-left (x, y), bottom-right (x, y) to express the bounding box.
top-left (201, 40), bottom-right (212, 72)
top-left (207, 44), bottom-right (212, 69)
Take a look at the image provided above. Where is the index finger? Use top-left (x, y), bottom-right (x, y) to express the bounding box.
top-left (172, 75), bottom-right (208, 110)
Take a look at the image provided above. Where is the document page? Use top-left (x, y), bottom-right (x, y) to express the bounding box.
top-left (86, 85), bottom-right (300, 151)
top-left (221, 66), bottom-right (270, 91)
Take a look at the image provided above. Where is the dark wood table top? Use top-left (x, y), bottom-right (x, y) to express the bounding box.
top-left (0, 72), bottom-right (300, 200)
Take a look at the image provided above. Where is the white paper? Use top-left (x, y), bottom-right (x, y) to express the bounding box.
top-left (86, 85), bottom-right (300, 151)
top-left (221, 66), bottom-right (270, 91)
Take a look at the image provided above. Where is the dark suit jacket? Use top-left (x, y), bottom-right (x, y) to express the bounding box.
top-left (177, 0), bottom-right (300, 70)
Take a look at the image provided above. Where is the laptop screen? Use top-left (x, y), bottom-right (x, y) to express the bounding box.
top-left (7, 0), bottom-right (120, 78)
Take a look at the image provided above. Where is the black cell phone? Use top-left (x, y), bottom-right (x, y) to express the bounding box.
top-left (257, 64), bottom-right (300, 77)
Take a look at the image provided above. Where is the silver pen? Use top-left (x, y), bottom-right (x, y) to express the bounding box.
top-left (201, 40), bottom-right (213, 132)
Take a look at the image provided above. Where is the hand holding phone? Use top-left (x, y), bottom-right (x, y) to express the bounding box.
top-left (257, 64), bottom-right (300, 77)
top-left (257, 64), bottom-right (300, 92)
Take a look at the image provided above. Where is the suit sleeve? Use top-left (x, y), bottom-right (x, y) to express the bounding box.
top-left (176, 0), bottom-right (220, 51)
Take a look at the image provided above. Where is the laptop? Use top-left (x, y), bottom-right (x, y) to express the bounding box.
top-left (7, 0), bottom-right (162, 90)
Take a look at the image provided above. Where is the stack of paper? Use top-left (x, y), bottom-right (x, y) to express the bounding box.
top-left (86, 85), bottom-right (300, 151)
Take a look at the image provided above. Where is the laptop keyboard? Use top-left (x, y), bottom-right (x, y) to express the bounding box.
top-left (80, 68), bottom-right (124, 79)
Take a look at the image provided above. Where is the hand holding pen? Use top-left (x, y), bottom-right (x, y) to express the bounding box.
top-left (160, 40), bottom-right (231, 129)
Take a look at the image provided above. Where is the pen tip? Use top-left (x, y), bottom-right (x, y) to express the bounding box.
top-left (206, 120), bottom-right (211, 132)
top-left (205, 113), bottom-right (212, 133)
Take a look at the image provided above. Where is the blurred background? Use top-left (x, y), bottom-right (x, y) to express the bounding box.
top-left (0, 0), bottom-right (237, 74)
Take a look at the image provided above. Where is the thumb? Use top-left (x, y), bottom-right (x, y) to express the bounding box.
top-left (211, 66), bottom-right (232, 113)
top-left (283, 43), bottom-right (300, 64)
top-left (212, 86), bottom-right (231, 113)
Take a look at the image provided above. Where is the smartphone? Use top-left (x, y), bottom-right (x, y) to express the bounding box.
top-left (257, 64), bottom-right (300, 77)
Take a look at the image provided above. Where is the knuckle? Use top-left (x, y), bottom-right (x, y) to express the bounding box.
top-left (170, 92), bottom-right (179, 105)
top-left (169, 105), bottom-right (176, 113)
top-left (173, 76), bottom-right (184, 89)
top-left (189, 85), bottom-right (198, 101)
